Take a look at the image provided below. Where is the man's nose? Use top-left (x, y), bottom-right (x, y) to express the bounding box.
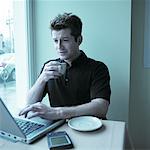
top-left (58, 40), bottom-right (62, 49)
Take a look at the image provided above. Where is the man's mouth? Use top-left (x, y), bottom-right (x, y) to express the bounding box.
top-left (58, 51), bottom-right (67, 55)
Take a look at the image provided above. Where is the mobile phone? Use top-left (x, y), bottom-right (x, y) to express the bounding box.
top-left (47, 131), bottom-right (73, 150)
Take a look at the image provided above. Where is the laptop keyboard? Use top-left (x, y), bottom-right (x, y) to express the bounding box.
top-left (15, 119), bottom-right (44, 135)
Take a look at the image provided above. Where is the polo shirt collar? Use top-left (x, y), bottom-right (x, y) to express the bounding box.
top-left (71, 50), bottom-right (87, 66)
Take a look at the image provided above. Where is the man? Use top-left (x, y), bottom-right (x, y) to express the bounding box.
top-left (19, 13), bottom-right (111, 120)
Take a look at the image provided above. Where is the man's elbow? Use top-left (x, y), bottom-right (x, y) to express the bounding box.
top-left (93, 98), bottom-right (109, 119)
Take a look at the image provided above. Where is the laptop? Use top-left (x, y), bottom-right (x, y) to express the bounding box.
top-left (0, 98), bottom-right (65, 144)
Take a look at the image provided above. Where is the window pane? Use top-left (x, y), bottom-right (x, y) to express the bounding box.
top-left (0, 0), bottom-right (16, 114)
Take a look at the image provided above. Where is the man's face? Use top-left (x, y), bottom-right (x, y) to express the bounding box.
top-left (51, 28), bottom-right (80, 63)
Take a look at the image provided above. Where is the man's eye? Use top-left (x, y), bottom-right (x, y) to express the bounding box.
top-left (54, 40), bottom-right (58, 43)
top-left (63, 39), bottom-right (69, 41)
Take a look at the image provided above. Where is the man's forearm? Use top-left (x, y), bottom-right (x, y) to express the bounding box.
top-left (55, 98), bottom-right (109, 119)
top-left (27, 75), bottom-right (46, 105)
top-left (19, 98), bottom-right (109, 120)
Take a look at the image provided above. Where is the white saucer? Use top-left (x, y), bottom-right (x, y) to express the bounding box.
top-left (68, 116), bottom-right (102, 131)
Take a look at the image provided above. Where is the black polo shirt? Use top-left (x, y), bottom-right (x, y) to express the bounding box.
top-left (41, 51), bottom-right (111, 107)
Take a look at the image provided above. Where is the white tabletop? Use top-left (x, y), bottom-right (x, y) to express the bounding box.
top-left (0, 120), bottom-right (128, 150)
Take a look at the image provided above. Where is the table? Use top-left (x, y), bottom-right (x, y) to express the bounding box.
top-left (0, 120), bottom-right (131, 150)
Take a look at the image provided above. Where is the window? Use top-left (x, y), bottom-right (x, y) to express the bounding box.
top-left (0, 0), bottom-right (30, 115)
top-left (0, 0), bottom-right (16, 113)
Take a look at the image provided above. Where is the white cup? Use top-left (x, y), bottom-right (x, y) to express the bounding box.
top-left (58, 62), bottom-right (67, 75)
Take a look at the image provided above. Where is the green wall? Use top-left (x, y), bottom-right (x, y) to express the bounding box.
top-left (33, 0), bottom-right (131, 122)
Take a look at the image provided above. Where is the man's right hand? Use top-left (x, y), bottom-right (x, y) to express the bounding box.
top-left (40, 61), bottom-right (62, 82)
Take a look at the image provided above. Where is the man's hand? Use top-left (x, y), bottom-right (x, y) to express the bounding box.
top-left (19, 102), bottom-right (60, 120)
top-left (41, 61), bottom-right (62, 82)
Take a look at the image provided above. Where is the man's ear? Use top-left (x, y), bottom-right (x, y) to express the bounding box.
top-left (77, 35), bottom-right (83, 45)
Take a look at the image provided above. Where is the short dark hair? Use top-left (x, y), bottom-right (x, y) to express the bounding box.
top-left (50, 13), bottom-right (82, 41)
